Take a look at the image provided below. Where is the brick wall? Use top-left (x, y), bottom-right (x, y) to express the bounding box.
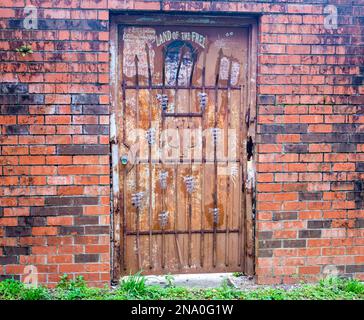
top-left (0, 0), bottom-right (363, 286)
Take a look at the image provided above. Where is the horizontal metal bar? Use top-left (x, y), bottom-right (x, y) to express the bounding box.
top-left (122, 85), bottom-right (242, 90)
top-left (163, 112), bottom-right (203, 118)
top-left (131, 159), bottom-right (241, 164)
top-left (126, 229), bottom-right (239, 236)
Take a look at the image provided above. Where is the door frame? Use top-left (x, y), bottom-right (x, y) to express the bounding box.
top-left (109, 12), bottom-right (258, 283)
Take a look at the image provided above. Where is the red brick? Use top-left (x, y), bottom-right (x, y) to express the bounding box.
top-left (47, 217), bottom-right (73, 226)
top-left (32, 227), bottom-right (58, 236)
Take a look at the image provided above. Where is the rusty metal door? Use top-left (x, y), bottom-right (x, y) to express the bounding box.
top-left (112, 19), bottom-right (255, 277)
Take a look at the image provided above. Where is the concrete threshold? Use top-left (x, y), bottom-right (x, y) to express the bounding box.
top-left (121, 273), bottom-right (255, 289)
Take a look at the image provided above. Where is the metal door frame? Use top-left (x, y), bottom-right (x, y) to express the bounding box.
top-left (110, 12), bottom-right (258, 283)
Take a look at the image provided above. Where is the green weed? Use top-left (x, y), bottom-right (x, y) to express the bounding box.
top-left (0, 274), bottom-right (363, 300)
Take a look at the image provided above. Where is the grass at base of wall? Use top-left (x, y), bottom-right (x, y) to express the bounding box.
top-left (0, 274), bottom-right (363, 300)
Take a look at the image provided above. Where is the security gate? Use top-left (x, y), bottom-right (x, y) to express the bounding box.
top-left (111, 15), bottom-right (257, 278)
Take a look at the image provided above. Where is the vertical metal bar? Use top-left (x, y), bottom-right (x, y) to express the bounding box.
top-left (175, 44), bottom-right (186, 91)
top-left (187, 49), bottom-right (197, 268)
top-left (145, 44), bottom-right (153, 270)
top-left (238, 84), bottom-right (247, 268)
top-left (212, 49), bottom-right (223, 268)
top-left (146, 43), bottom-right (152, 87)
top-left (161, 48), bottom-right (167, 269)
top-left (134, 54), bottom-right (141, 270)
top-left (172, 46), bottom-right (184, 268)
top-left (187, 175), bottom-right (192, 267)
top-left (121, 78), bottom-right (127, 271)
top-left (225, 57), bottom-right (233, 267)
top-left (189, 48), bottom-right (198, 87)
top-left (200, 49), bottom-right (207, 268)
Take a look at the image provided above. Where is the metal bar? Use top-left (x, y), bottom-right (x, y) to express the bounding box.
top-left (187, 51), bottom-right (196, 268)
top-left (145, 43), bottom-right (152, 86)
top-left (161, 204), bottom-right (165, 269)
top-left (187, 182), bottom-right (192, 267)
top-left (137, 159), bottom-right (242, 164)
top-left (171, 46), bottom-right (183, 269)
top-left (121, 78), bottom-right (127, 271)
top-left (124, 85), bottom-right (242, 90)
top-left (212, 49), bottom-right (223, 268)
top-left (200, 49), bottom-right (207, 268)
top-left (238, 84), bottom-right (246, 268)
top-left (134, 54), bottom-right (141, 270)
top-left (189, 48), bottom-right (198, 87)
top-left (174, 165), bottom-right (183, 267)
top-left (126, 229), bottom-right (240, 236)
top-left (161, 53), bottom-right (166, 270)
top-left (145, 44), bottom-right (153, 270)
top-left (162, 47), bottom-right (166, 89)
top-left (175, 44), bottom-right (186, 89)
top-left (225, 57), bottom-right (233, 267)
top-left (163, 112), bottom-right (203, 118)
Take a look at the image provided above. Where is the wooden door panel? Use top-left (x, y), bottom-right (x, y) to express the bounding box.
top-left (117, 23), bottom-right (251, 275)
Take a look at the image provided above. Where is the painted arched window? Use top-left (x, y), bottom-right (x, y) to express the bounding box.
top-left (164, 40), bottom-right (196, 86)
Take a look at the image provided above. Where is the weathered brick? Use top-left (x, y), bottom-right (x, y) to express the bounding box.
top-left (258, 249), bottom-right (273, 257)
top-left (75, 254), bottom-right (99, 263)
top-left (353, 180), bottom-right (364, 209)
top-left (45, 196), bottom-right (99, 206)
top-left (258, 95), bottom-right (275, 105)
top-left (83, 105), bottom-right (109, 114)
top-left (273, 212), bottom-right (298, 221)
top-left (31, 207), bottom-right (83, 217)
top-left (85, 226), bottom-right (109, 235)
top-left (5, 125), bottom-right (29, 135)
top-left (1, 105), bottom-right (29, 114)
top-left (258, 231), bottom-right (273, 240)
top-left (283, 240), bottom-right (306, 248)
top-left (0, 274), bottom-right (20, 281)
top-left (59, 226), bottom-right (84, 236)
top-left (332, 144), bottom-right (356, 153)
top-left (345, 265), bottom-right (364, 273)
top-left (83, 125), bottom-right (109, 135)
top-left (355, 219), bottom-right (364, 228)
top-left (307, 220), bottom-right (332, 229)
top-left (284, 144), bottom-right (308, 153)
top-left (71, 94), bottom-right (99, 104)
top-left (261, 124), bottom-right (307, 134)
top-left (18, 217), bottom-right (46, 227)
top-left (57, 145), bottom-right (109, 155)
top-left (259, 240), bottom-right (282, 249)
top-left (74, 216), bottom-right (99, 225)
top-left (299, 192), bottom-right (323, 201)
top-left (299, 230), bottom-right (322, 238)
top-left (19, 94), bottom-right (44, 104)
top-left (333, 124), bottom-right (357, 133)
top-left (3, 246), bottom-right (30, 256)
top-left (0, 83), bottom-right (28, 94)
top-left (0, 256), bottom-right (18, 265)
top-left (5, 227), bottom-right (32, 237)
top-left (356, 163), bottom-right (364, 172)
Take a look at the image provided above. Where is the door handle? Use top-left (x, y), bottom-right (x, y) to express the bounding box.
top-left (119, 142), bottom-right (135, 174)
top-left (120, 155), bottom-right (128, 165)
